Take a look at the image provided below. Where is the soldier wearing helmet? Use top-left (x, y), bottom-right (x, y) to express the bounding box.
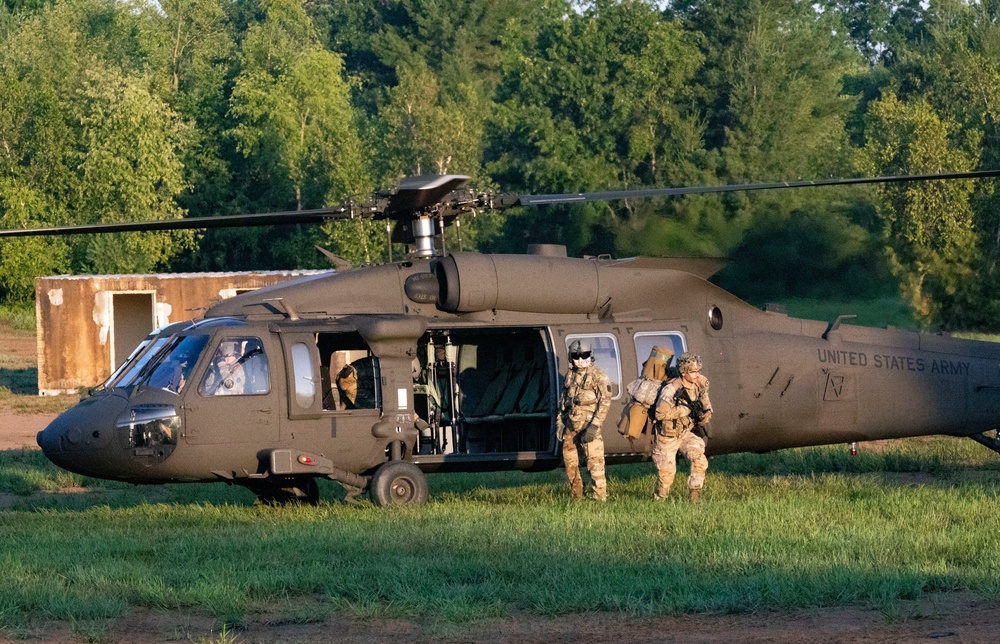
top-left (651, 352), bottom-right (713, 501)
top-left (558, 339), bottom-right (613, 501)
top-left (202, 340), bottom-right (246, 396)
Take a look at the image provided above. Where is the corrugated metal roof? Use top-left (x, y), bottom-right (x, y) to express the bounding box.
top-left (39, 270), bottom-right (333, 280)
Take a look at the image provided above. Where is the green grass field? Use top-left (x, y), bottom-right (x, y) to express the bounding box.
top-left (0, 303), bottom-right (35, 333)
top-left (1, 436), bottom-right (998, 638)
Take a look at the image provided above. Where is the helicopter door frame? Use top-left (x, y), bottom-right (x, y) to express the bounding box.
top-left (277, 331), bottom-right (325, 420)
top-left (408, 325), bottom-right (557, 466)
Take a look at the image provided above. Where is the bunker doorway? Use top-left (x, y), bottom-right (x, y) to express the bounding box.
top-left (111, 292), bottom-right (155, 371)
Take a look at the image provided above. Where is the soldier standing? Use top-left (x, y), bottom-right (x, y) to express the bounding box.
top-left (559, 340), bottom-right (612, 501)
top-left (652, 352), bottom-right (713, 502)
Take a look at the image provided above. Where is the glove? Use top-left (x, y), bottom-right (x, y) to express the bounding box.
top-left (581, 424), bottom-right (598, 443)
top-left (699, 410), bottom-right (713, 426)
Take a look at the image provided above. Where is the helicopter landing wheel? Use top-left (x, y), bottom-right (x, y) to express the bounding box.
top-left (369, 461), bottom-right (428, 507)
top-left (255, 477), bottom-right (320, 506)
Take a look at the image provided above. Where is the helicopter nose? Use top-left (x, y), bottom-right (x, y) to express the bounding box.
top-left (37, 392), bottom-right (130, 477)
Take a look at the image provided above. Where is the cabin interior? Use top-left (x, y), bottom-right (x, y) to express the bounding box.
top-left (413, 327), bottom-right (553, 455)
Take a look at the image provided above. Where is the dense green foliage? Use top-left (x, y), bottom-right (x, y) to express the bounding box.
top-left (3, 0), bottom-right (1000, 329)
top-left (0, 437), bottom-right (998, 634)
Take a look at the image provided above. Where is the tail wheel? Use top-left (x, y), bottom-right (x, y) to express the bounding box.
top-left (369, 461), bottom-right (428, 507)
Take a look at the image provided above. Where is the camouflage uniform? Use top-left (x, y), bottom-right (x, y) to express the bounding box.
top-left (216, 363), bottom-right (246, 395)
top-left (652, 373), bottom-right (711, 499)
top-left (559, 364), bottom-right (612, 500)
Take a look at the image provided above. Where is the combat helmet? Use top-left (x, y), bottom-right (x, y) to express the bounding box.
top-left (677, 352), bottom-right (702, 374)
top-left (568, 339), bottom-right (592, 360)
top-left (219, 341), bottom-right (240, 358)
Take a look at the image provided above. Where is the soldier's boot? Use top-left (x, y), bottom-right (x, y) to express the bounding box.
top-left (689, 488), bottom-right (701, 503)
top-left (591, 478), bottom-right (608, 502)
top-left (571, 482), bottom-right (584, 500)
top-left (654, 484), bottom-right (670, 501)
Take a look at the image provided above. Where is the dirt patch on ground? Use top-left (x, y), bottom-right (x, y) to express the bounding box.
top-left (0, 411), bottom-right (55, 450)
top-left (0, 323), bottom-right (36, 362)
top-left (5, 593), bottom-right (999, 643)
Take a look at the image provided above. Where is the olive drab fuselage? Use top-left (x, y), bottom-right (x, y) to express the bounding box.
top-left (36, 252), bottom-right (1000, 497)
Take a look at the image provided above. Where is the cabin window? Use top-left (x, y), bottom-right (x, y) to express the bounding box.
top-left (633, 332), bottom-right (687, 377)
top-left (315, 332), bottom-right (381, 411)
top-left (198, 337), bottom-right (271, 397)
top-left (288, 342), bottom-right (315, 408)
top-left (564, 334), bottom-right (622, 399)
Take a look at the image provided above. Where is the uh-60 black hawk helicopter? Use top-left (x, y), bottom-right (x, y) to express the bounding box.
top-left (6, 171), bottom-right (1000, 506)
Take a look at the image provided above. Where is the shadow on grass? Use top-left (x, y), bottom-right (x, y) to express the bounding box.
top-left (0, 367), bottom-right (37, 394)
top-left (0, 448), bottom-right (259, 511)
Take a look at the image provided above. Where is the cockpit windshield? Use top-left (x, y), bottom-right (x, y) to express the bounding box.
top-left (94, 338), bottom-right (152, 392)
top-left (139, 335), bottom-right (210, 394)
top-left (106, 337), bottom-right (172, 389)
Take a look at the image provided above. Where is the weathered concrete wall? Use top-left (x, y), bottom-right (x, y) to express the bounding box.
top-left (36, 272), bottom-right (325, 395)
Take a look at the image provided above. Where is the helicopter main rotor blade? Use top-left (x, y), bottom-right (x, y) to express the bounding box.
top-left (0, 206), bottom-right (360, 238)
top-left (511, 169), bottom-right (1000, 207)
top-left (4, 169), bottom-right (999, 239)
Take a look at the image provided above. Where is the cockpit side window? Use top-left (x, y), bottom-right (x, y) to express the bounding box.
top-left (198, 337), bottom-right (270, 396)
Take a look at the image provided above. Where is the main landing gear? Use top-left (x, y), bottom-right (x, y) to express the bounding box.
top-left (368, 461), bottom-right (429, 507)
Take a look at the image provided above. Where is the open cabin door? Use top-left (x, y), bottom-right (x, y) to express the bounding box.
top-left (411, 326), bottom-right (557, 464)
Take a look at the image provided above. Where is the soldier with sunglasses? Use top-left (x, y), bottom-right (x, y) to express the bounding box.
top-left (558, 340), bottom-right (612, 501)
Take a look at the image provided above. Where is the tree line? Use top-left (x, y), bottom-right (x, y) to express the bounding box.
top-left (1, 0), bottom-right (1000, 330)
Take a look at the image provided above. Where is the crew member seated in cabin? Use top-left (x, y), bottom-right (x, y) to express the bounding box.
top-left (336, 364), bottom-right (358, 409)
top-left (147, 345), bottom-right (197, 394)
top-left (321, 348), bottom-right (377, 411)
top-left (201, 341), bottom-right (246, 396)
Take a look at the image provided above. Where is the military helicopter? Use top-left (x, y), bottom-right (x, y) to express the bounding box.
top-left (5, 171), bottom-right (1000, 506)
